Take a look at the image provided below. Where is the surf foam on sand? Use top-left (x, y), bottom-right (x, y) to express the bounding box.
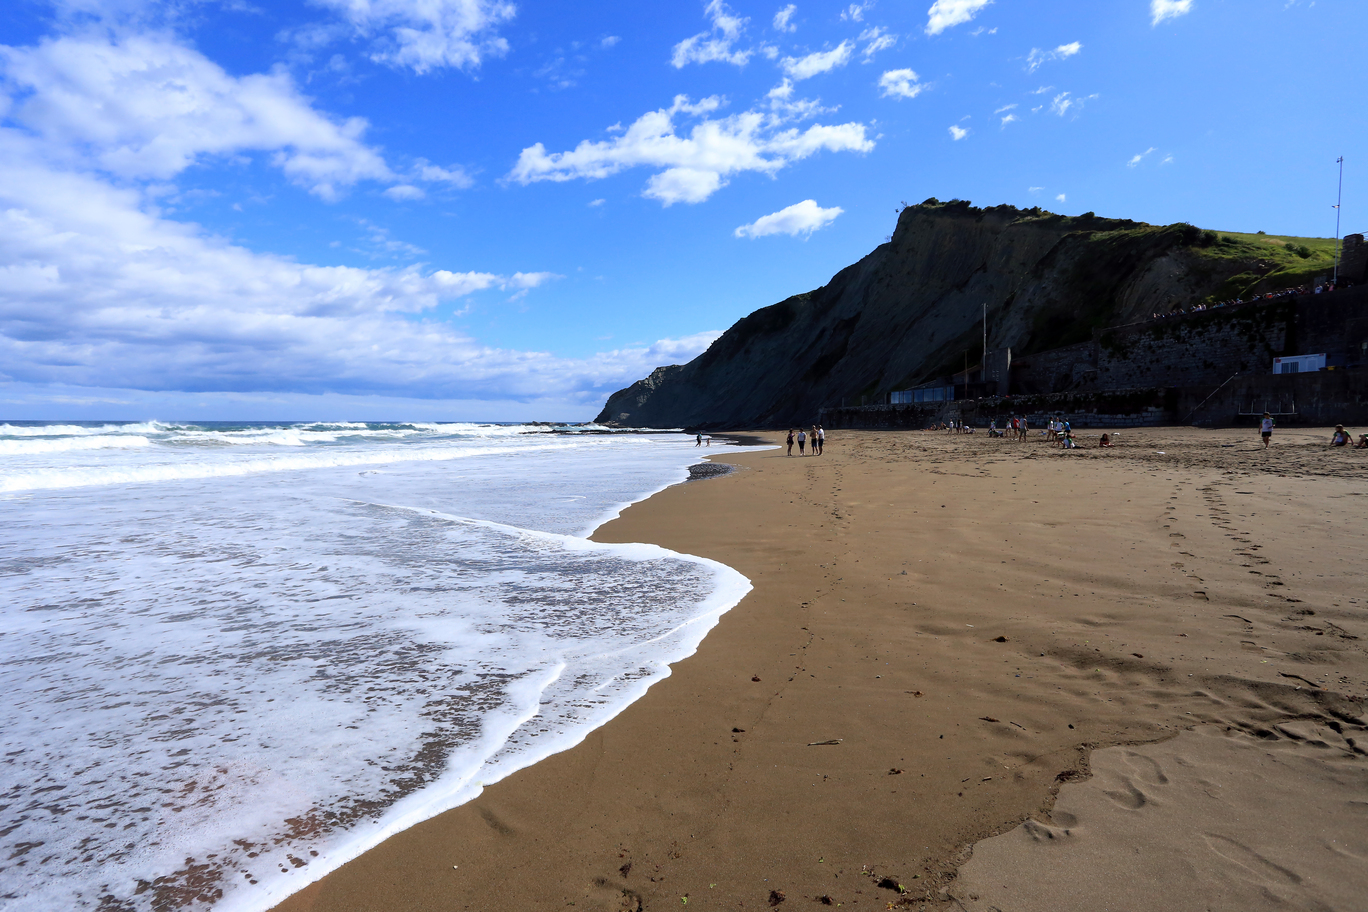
top-left (0, 422), bottom-right (754, 912)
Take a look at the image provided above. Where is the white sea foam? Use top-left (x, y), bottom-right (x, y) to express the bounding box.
top-left (0, 434), bottom-right (152, 455)
top-left (0, 422), bottom-right (758, 912)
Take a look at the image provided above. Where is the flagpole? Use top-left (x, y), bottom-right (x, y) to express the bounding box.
top-left (1334, 156), bottom-right (1344, 284)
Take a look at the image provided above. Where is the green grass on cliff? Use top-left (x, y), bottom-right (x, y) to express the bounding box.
top-left (1190, 229), bottom-right (1340, 301)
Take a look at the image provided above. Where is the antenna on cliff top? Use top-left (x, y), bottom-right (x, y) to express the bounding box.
top-left (1334, 156), bottom-right (1345, 283)
top-left (982, 303), bottom-right (987, 382)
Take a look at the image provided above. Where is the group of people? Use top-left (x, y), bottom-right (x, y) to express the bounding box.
top-left (1328, 423), bottom-right (1368, 449)
top-left (1150, 283), bottom-right (1336, 321)
top-left (958, 414), bottom-right (1122, 449)
top-left (786, 425), bottom-right (825, 455)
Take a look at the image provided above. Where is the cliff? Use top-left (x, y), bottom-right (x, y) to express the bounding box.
top-left (595, 199), bottom-right (1337, 429)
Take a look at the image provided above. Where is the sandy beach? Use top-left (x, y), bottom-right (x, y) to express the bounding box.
top-left (274, 427), bottom-right (1368, 912)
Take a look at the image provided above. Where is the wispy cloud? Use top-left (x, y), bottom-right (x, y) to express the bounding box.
top-left (859, 27), bottom-right (897, 59)
top-left (993, 103), bottom-right (1018, 114)
top-left (840, 3), bottom-right (869, 22)
top-left (672, 0), bottom-right (752, 68)
top-left (1151, 0), bottom-right (1195, 26)
top-left (734, 199), bottom-right (843, 238)
top-left (925, 0), bottom-right (993, 36)
top-left (773, 3), bottom-right (797, 32)
top-left (781, 41), bottom-right (854, 79)
top-left (949, 124), bottom-right (969, 140)
top-left (879, 68), bottom-right (924, 99)
top-left (310, 0), bottom-right (516, 74)
top-left (509, 94), bottom-right (873, 205)
top-left (1026, 41), bottom-right (1082, 73)
top-left (1127, 146), bottom-right (1158, 167)
top-left (1049, 91), bottom-right (1097, 117)
top-left (1000, 113), bottom-right (1018, 127)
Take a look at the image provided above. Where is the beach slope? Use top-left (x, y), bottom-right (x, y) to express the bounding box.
top-left (275, 428), bottom-right (1368, 911)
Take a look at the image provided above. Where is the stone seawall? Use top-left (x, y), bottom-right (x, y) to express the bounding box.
top-left (1182, 367), bottom-right (1368, 427)
top-left (1007, 285), bottom-right (1368, 396)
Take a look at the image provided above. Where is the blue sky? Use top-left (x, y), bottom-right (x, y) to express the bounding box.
top-left (0, 0), bottom-right (1361, 420)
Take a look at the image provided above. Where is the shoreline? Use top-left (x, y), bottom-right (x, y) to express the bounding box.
top-left (274, 427), bottom-right (1368, 912)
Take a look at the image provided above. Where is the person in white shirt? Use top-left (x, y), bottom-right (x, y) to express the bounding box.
top-left (1260, 413), bottom-right (1274, 449)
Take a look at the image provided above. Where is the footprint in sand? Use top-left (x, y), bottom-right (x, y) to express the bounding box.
top-left (1202, 833), bottom-right (1303, 885)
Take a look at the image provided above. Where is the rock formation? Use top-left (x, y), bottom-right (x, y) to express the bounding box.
top-left (596, 199), bottom-right (1326, 429)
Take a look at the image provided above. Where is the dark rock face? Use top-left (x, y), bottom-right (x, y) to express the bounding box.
top-left (595, 201), bottom-right (1285, 429)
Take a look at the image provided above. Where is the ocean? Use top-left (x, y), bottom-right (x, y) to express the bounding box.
top-left (0, 421), bottom-right (754, 912)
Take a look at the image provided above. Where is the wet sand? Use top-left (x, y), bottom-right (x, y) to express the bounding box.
top-left (274, 427), bottom-right (1368, 912)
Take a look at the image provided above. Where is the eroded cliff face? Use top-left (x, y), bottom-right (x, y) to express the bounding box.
top-left (595, 201), bottom-right (1271, 429)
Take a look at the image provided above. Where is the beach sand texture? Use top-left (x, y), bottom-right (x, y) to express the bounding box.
top-left (274, 427), bottom-right (1368, 912)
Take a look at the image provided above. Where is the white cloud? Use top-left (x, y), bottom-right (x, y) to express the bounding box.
top-left (672, 0), bottom-right (753, 68)
top-left (1026, 41), bottom-right (1082, 73)
top-left (413, 159), bottom-right (475, 188)
top-left (588, 198), bottom-right (606, 206)
top-left (993, 103), bottom-right (1017, 114)
top-left (1029, 85), bottom-right (1054, 94)
top-left (1126, 146), bottom-right (1157, 167)
top-left (601, 35), bottom-right (621, 48)
top-left (1000, 113), bottom-right (1018, 127)
top-left (0, 135), bottom-right (619, 404)
top-left (1151, 0), bottom-right (1195, 26)
top-left (383, 184), bottom-right (425, 200)
top-left (1028, 186), bottom-right (1043, 193)
top-left (840, 3), bottom-right (869, 22)
top-left (773, 4), bottom-right (797, 32)
top-left (1160, 153), bottom-right (1174, 165)
top-left (1049, 91), bottom-right (1098, 116)
top-left (781, 41), bottom-right (854, 80)
top-left (508, 94), bottom-right (873, 206)
top-left (310, 0), bottom-right (516, 74)
top-left (765, 80), bottom-right (836, 120)
top-left (0, 33), bottom-right (395, 200)
top-left (879, 68), bottom-right (923, 99)
top-left (1055, 193), bottom-right (1066, 202)
top-left (969, 25), bottom-right (997, 36)
top-left (734, 199), bottom-right (842, 238)
top-left (925, 0), bottom-right (993, 35)
top-left (949, 124), bottom-right (969, 140)
top-left (859, 27), bottom-right (897, 59)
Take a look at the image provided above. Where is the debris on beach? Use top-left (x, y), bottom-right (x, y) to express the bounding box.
top-left (807, 739), bottom-right (843, 746)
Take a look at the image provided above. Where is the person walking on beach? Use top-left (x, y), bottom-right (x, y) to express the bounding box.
top-left (797, 429), bottom-right (807, 455)
top-left (786, 428), bottom-right (795, 456)
top-left (695, 433), bottom-right (702, 447)
top-left (1260, 412), bottom-right (1275, 449)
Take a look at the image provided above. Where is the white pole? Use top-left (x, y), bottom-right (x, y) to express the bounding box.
top-left (1334, 156), bottom-right (1344, 284)
top-left (982, 303), bottom-right (987, 377)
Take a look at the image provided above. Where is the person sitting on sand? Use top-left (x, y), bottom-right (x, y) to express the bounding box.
top-left (1355, 434), bottom-right (1368, 449)
top-left (786, 428), bottom-right (795, 456)
top-left (1330, 425), bottom-right (1351, 447)
top-left (1099, 433), bottom-right (1113, 448)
